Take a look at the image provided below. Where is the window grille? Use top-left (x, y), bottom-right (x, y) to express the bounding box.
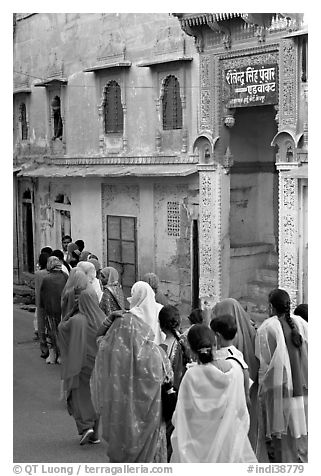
top-left (167, 201), bottom-right (180, 237)
top-left (19, 103), bottom-right (28, 140)
top-left (104, 81), bottom-right (123, 134)
top-left (162, 75), bottom-right (182, 130)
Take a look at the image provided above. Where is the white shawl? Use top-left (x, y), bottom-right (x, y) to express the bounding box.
top-left (170, 361), bottom-right (257, 463)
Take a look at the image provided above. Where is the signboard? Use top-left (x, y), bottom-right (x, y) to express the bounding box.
top-left (224, 64), bottom-right (278, 108)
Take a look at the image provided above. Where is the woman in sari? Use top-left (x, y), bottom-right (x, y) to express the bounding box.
top-left (77, 261), bottom-right (103, 303)
top-left (170, 324), bottom-right (257, 463)
top-left (212, 297), bottom-right (259, 449)
top-left (40, 256), bottom-right (68, 364)
top-left (91, 310), bottom-right (173, 462)
top-left (128, 281), bottom-right (164, 345)
top-left (58, 286), bottom-right (106, 445)
top-left (255, 289), bottom-right (308, 463)
top-left (99, 267), bottom-right (125, 317)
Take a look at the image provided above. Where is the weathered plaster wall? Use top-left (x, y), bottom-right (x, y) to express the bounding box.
top-left (154, 182), bottom-right (193, 313)
top-left (14, 13), bottom-right (196, 158)
top-left (71, 178), bottom-right (103, 259)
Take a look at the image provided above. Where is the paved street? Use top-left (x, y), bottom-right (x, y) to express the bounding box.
top-left (13, 305), bottom-right (108, 463)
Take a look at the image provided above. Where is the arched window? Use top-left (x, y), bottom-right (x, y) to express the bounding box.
top-left (19, 103), bottom-right (28, 140)
top-left (104, 81), bottom-right (123, 134)
top-left (162, 75), bottom-right (182, 130)
top-left (51, 96), bottom-right (63, 140)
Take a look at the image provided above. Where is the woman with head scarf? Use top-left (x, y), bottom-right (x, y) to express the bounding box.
top-left (61, 268), bottom-right (89, 320)
top-left (99, 267), bottom-right (125, 317)
top-left (128, 281), bottom-right (164, 345)
top-left (90, 307), bottom-right (173, 462)
top-left (40, 256), bottom-right (68, 364)
top-left (212, 298), bottom-right (258, 382)
top-left (170, 324), bottom-right (257, 463)
top-left (142, 272), bottom-right (168, 306)
top-left (211, 297), bottom-right (259, 450)
top-left (79, 250), bottom-right (91, 262)
top-left (77, 261), bottom-right (103, 303)
top-left (255, 289), bottom-right (308, 463)
top-left (58, 287), bottom-right (106, 446)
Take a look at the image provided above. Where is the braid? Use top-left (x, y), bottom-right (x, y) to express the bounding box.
top-left (269, 289), bottom-right (302, 348)
top-left (285, 301), bottom-right (302, 348)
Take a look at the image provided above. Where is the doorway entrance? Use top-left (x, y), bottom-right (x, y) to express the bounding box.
top-left (22, 189), bottom-right (34, 273)
top-left (106, 215), bottom-right (137, 299)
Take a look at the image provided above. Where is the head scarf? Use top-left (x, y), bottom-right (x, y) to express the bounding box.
top-left (90, 312), bottom-right (165, 462)
top-left (101, 266), bottom-right (119, 285)
top-left (128, 281), bottom-right (163, 345)
top-left (60, 268), bottom-right (89, 320)
top-left (47, 256), bottom-right (62, 272)
top-left (88, 258), bottom-right (101, 273)
top-left (58, 289), bottom-right (105, 394)
top-left (77, 261), bottom-right (96, 282)
top-left (67, 242), bottom-right (80, 255)
top-left (142, 272), bottom-right (160, 292)
top-left (212, 298), bottom-right (259, 381)
top-left (79, 250), bottom-right (91, 262)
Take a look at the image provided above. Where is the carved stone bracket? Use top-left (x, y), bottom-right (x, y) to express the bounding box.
top-left (222, 147), bottom-right (234, 174)
top-left (179, 22), bottom-right (204, 53)
top-left (207, 19), bottom-right (231, 49)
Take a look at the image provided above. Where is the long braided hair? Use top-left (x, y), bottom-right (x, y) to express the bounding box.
top-left (268, 288), bottom-right (303, 348)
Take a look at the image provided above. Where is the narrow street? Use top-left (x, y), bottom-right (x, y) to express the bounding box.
top-left (13, 305), bottom-right (107, 463)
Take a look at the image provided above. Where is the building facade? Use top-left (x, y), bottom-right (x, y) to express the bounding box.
top-left (13, 13), bottom-right (308, 316)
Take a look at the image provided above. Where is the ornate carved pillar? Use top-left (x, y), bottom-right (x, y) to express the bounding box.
top-left (277, 38), bottom-right (300, 308)
top-left (198, 163), bottom-right (230, 306)
top-left (277, 173), bottom-right (299, 308)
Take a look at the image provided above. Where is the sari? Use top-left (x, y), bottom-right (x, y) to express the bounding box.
top-left (128, 281), bottom-right (164, 345)
top-left (60, 268), bottom-right (89, 320)
top-left (40, 257), bottom-right (68, 361)
top-left (91, 312), bottom-right (173, 462)
top-left (170, 360), bottom-right (257, 462)
top-left (100, 267), bottom-right (125, 316)
top-left (255, 315), bottom-right (308, 462)
top-left (58, 289), bottom-right (105, 436)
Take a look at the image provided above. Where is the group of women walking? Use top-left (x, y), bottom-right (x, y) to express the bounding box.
top-left (36, 249), bottom-right (308, 464)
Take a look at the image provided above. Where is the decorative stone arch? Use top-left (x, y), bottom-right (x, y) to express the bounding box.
top-left (98, 78), bottom-right (127, 153)
top-left (160, 74), bottom-right (183, 130)
top-left (271, 129), bottom-right (304, 163)
top-left (192, 133), bottom-right (220, 164)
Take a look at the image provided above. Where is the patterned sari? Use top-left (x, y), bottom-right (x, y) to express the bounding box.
top-left (91, 312), bottom-right (173, 462)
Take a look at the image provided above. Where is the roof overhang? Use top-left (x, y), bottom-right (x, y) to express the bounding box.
top-left (13, 87), bottom-right (31, 95)
top-left (17, 164), bottom-right (198, 178)
top-left (137, 57), bottom-right (193, 67)
top-left (83, 62), bottom-right (132, 72)
top-left (34, 78), bottom-right (68, 87)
